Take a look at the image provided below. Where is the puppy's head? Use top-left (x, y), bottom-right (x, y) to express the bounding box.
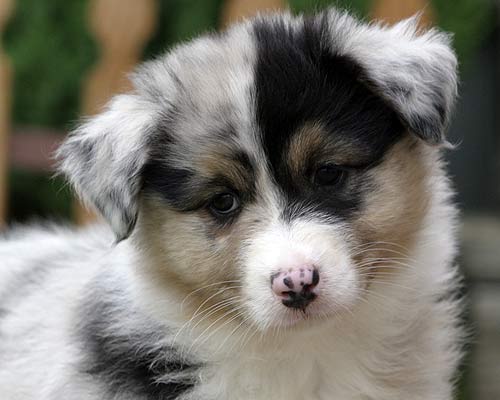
top-left (58, 10), bottom-right (457, 332)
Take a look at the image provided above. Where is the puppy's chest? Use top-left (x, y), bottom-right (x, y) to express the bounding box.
top-left (189, 351), bottom-right (352, 400)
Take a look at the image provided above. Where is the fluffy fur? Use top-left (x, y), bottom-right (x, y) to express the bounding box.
top-left (0, 9), bottom-right (463, 400)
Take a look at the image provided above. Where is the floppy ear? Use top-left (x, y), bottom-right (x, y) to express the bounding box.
top-left (57, 94), bottom-right (158, 241)
top-left (327, 11), bottom-right (458, 144)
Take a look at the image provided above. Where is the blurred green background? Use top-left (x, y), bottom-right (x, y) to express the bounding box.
top-left (2, 1), bottom-right (499, 399)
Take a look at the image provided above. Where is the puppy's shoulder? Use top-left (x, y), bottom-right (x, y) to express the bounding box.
top-left (0, 223), bottom-right (114, 299)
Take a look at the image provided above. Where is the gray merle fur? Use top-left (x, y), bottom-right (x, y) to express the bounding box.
top-left (80, 284), bottom-right (200, 400)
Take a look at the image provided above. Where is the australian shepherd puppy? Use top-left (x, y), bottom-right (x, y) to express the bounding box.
top-left (0, 8), bottom-right (464, 400)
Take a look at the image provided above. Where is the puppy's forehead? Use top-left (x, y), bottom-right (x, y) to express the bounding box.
top-left (163, 26), bottom-right (259, 160)
top-left (162, 16), bottom-right (401, 167)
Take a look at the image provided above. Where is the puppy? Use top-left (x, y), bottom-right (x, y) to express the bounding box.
top-left (0, 8), bottom-right (464, 400)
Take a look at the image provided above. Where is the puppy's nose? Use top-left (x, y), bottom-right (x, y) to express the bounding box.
top-left (271, 266), bottom-right (320, 310)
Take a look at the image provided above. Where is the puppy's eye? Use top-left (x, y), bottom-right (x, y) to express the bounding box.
top-left (314, 165), bottom-right (346, 187)
top-left (209, 193), bottom-right (240, 215)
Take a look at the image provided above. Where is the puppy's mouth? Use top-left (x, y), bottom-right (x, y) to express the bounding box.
top-left (275, 306), bottom-right (325, 328)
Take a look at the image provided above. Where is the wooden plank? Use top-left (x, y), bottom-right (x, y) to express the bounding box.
top-left (220, 0), bottom-right (286, 28)
top-left (469, 283), bottom-right (500, 399)
top-left (371, 0), bottom-right (433, 26)
top-left (9, 127), bottom-right (63, 172)
top-left (0, 0), bottom-right (13, 227)
top-left (461, 215), bottom-right (500, 281)
top-left (75, 0), bottom-right (158, 225)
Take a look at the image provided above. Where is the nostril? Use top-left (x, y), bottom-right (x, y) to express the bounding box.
top-left (311, 268), bottom-right (320, 286)
top-left (283, 276), bottom-right (294, 290)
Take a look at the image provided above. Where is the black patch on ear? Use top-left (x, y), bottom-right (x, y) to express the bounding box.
top-left (404, 99), bottom-right (447, 144)
top-left (80, 286), bottom-right (200, 400)
top-left (253, 15), bottom-right (404, 220)
top-left (387, 66), bottom-right (450, 144)
top-left (407, 114), bottom-right (443, 144)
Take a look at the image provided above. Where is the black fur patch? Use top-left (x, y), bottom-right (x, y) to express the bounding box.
top-left (142, 160), bottom-right (197, 211)
top-left (253, 15), bottom-right (404, 220)
top-left (80, 284), bottom-right (200, 400)
top-left (407, 112), bottom-right (444, 144)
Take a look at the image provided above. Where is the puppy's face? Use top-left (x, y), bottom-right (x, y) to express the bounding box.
top-left (59, 11), bottom-right (457, 333)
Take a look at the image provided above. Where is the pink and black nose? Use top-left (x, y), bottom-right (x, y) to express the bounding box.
top-left (271, 267), bottom-right (320, 310)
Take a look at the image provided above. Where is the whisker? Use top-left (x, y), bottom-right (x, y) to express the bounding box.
top-left (350, 247), bottom-right (415, 261)
top-left (350, 240), bottom-right (412, 253)
top-left (188, 307), bottom-right (244, 353)
top-left (358, 279), bottom-right (419, 292)
top-left (189, 285), bottom-right (243, 321)
top-left (186, 297), bottom-right (243, 335)
top-left (180, 280), bottom-right (242, 311)
top-left (215, 313), bottom-right (254, 354)
top-left (173, 294), bottom-right (241, 344)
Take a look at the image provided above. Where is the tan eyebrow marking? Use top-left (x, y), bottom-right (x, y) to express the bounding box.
top-left (196, 148), bottom-right (255, 194)
top-left (286, 122), bottom-right (330, 176)
top-left (287, 121), bottom-right (385, 177)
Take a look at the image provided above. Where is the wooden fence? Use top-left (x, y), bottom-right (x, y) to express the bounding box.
top-left (0, 0), bottom-right (430, 226)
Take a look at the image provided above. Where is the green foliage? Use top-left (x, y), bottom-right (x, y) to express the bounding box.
top-left (4, 0), bottom-right (96, 129)
top-left (145, 0), bottom-right (224, 59)
top-left (433, 0), bottom-right (496, 64)
top-left (8, 169), bottom-right (72, 222)
top-left (290, 0), bottom-right (370, 16)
